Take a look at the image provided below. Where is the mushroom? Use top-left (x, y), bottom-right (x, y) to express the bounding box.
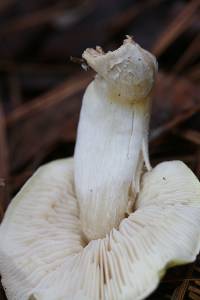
top-left (74, 36), bottom-right (157, 240)
top-left (0, 37), bottom-right (200, 300)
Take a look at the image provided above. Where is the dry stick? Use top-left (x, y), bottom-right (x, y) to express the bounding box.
top-left (0, 0), bottom-right (91, 36)
top-left (173, 129), bottom-right (200, 146)
top-left (171, 281), bottom-right (189, 300)
top-left (0, 103), bottom-right (9, 221)
top-left (0, 60), bottom-right (74, 75)
top-left (6, 72), bottom-right (92, 171)
top-left (150, 105), bottom-right (200, 142)
top-left (173, 34), bottom-right (200, 73)
top-left (171, 257), bottom-right (200, 299)
top-left (163, 277), bottom-right (200, 284)
top-left (6, 71), bottom-right (92, 126)
top-left (107, 0), bottom-right (163, 36)
top-left (152, 0), bottom-right (200, 56)
top-left (0, 4), bottom-right (66, 36)
top-left (9, 99), bottom-right (80, 171)
top-left (188, 286), bottom-right (200, 296)
top-left (188, 292), bottom-right (200, 300)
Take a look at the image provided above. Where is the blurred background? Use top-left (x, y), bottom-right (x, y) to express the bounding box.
top-left (0, 0), bottom-right (199, 299)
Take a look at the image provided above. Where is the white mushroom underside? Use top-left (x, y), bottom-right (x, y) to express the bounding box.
top-left (0, 158), bottom-right (200, 300)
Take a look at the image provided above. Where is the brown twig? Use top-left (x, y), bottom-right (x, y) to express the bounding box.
top-left (0, 60), bottom-right (74, 74)
top-left (0, 1), bottom-right (90, 36)
top-left (150, 105), bottom-right (200, 142)
top-left (152, 0), bottom-right (200, 56)
top-left (173, 129), bottom-right (200, 146)
top-left (107, 0), bottom-right (163, 37)
top-left (6, 71), bottom-right (92, 126)
top-left (174, 35), bottom-right (200, 73)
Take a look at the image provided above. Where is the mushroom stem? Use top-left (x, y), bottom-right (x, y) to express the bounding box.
top-left (74, 37), bottom-right (157, 241)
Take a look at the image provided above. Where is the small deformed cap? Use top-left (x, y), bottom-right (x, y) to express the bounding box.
top-left (83, 36), bottom-right (158, 104)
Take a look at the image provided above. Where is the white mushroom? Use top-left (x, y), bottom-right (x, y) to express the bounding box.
top-left (0, 37), bottom-right (200, 300)
top-left (75, 36), bottom-right (157, 240)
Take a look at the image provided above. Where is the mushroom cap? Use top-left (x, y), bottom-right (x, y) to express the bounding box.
top-left (83, 36), bottom-right (157, 104)
top-left (0, 159), bottom-right (200, 300)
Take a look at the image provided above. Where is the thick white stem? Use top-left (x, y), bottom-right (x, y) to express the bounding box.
top-left (74, 37), bottom-right (157, 240)
top-left (75, 81), bottom-right (150, 240)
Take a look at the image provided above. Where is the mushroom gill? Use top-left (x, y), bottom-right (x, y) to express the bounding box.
top-left (0, 159), bottom-right (200, 300)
